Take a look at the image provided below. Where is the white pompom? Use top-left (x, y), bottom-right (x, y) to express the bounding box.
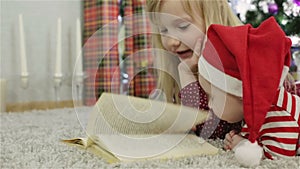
top-left (233, 139), bottom-right (263, 167)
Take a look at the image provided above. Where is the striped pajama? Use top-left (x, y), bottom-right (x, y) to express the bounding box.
top-left (241, 87), bottom-right (300, 159)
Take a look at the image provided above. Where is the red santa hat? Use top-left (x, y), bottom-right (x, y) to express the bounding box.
top-left (198, 17), bottom-right (292, 143)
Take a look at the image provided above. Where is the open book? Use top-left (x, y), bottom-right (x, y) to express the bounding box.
top-left (63, 93), bottom-right (219, 163)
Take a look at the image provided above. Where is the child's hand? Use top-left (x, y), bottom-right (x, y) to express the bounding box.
top-left (177, 38), bottom-right (202, 88)
top-left (283, 73), bottom-right (296, 94)
top-left (224, 130), bottom-right (245, 151)
top-left (224, 130), bottom-right (235, 150)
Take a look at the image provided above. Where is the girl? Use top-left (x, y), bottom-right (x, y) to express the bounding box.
top-left (146, 0), bottom-right (243, 139)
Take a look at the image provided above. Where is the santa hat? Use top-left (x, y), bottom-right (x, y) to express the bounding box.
top-left (198, 17), bottom-right (291, 165)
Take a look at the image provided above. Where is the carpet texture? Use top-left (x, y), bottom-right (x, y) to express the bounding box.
top-left (1, 107), bottom-right (299, 169)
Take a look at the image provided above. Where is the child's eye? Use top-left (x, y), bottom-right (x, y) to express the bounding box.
top-left (178, 23), bottom-right (190, 30)
top-left (159, 28), bottom-right (168, 34)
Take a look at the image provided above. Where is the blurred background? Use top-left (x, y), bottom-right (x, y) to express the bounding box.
top-left (0, 0), bottom-right (299, 112)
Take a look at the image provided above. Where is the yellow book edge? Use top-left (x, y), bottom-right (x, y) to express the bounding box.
top-left (62, 138), bottom-right (121, 164)
top-left (62, 134), bottom-right (219, 164)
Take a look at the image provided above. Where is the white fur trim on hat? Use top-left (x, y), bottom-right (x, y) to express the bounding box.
top-left (198, 56), bottom-right (243, 97)
top-left (234, 139), bottom-right (263, 167)
top-left (198, 57), bottom-right (290, 97)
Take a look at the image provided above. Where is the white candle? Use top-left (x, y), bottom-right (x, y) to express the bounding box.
top-left (55, 17), bottom-right (62, 76)
top-left (76, 18), bottom-right (83, 76)
top-left (19, 14), bottom-right (28, 76)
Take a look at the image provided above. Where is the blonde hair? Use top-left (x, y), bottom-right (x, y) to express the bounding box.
top-left (146, 0), bottom-right (242, 103)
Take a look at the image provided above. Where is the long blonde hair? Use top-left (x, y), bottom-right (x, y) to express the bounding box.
top-left (146, 0), bottom-right (242, 103)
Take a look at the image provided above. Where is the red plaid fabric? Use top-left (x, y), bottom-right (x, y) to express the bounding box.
top-left (83, 0), bottom-right (156, 105)
top-left (83, 0), bottom-right (120, 105)
top-left (123, 0), bottom-right (156, 98)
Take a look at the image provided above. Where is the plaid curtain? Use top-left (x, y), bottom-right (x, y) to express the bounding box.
top-left (123, 0), bottom-right (156, 98)
top-left (83, 0), bottom-right (155, 105)
top-left (83, 0), bottom-right (120, 105)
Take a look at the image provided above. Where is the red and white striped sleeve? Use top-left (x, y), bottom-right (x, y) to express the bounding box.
top-left (241, 87), bottom-right (300, 159)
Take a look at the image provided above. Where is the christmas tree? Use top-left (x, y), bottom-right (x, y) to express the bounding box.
top-left (244, 0), bottom-right (300, 36)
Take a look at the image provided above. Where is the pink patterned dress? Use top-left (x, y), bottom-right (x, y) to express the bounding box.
top-left (179, 81), bottom-right (242, 139)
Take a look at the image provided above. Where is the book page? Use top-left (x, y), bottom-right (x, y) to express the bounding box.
top-left (85, 93), bottom-right (210, 159)
top-left (154, 134), bottom-right (218, 158)
top-left (62, 134), bottom-right (219, 164)
top-left (86, 93), bottom-right (208, 135)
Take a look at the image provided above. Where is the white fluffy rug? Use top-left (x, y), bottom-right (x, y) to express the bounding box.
top-left (1, 107), bottom-right (299, 169)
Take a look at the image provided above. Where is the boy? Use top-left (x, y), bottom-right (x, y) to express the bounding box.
top-left (198, 17), bottom-right (300, 167)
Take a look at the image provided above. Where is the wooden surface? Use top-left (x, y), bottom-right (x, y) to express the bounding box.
top-left (5, 100), bottom-right (83, 112)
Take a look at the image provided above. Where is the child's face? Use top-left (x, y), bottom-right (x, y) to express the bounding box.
top-left (158, 0), bottom-right (205, 62)
top-left (198, 74), bottom-right (244, 123)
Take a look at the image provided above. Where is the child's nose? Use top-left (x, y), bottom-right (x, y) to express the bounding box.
top-left (167, 37), bottom-right (180, 50)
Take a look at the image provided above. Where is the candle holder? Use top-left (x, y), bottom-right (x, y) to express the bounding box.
top-left (19, 73), bottom-right (29, 112)
top-left (73, 72), bottom-right (85, 106)
top-left (53, 73), bottom-right (63, 102)
top-left (20, 73), bottom-right (29, 90)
